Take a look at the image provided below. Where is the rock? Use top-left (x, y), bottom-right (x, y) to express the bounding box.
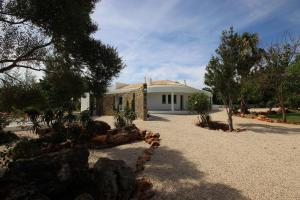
top-left (107, 128), bottom-right (119, 135)
top-left (87, 120), bottom-right (111, 135)
top-left (91, 158), bottom-right (135, 200)
top-left (150, 141), bottom-right (160, 149)
top-left (36, 127), bottom-right (52, 137)
top-left (2, 146), bottom-right (89, 199)
top-left (91, 135), bottom-right (108, 145)
top-left (143, 148), bottom-right (154, 155)
top-left (109, 132), bottom-right (142, 147)
top-left (139, 130), bottom-right (147, 138)
top-left (151, 133), bottom-right (160, 139)
top-left (134, 178), bottom-right (155, 200)
top-left (75, 193), bottom-right (95, 200)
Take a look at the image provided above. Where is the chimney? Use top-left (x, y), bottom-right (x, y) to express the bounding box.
top-left (146, 77), bottom-right (152, 86)
top-left (144, 76), bottom-right (147, 84)
top-left (184, 80), bottom-right (187, 85)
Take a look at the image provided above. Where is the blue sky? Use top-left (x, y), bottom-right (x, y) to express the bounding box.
top-left (92, 0), bottom-right (300, 89)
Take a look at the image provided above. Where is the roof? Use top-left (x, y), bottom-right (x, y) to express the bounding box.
top-left (106, 80), bottom-right (212, 96)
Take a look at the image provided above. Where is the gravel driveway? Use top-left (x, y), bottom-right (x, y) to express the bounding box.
top-left (92, 109), bottom-right (300, 200)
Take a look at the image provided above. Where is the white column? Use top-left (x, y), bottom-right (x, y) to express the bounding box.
top-left (80, 93), bottom-right (90, 112)
top-left (171, 92), bottom-right (174, 112)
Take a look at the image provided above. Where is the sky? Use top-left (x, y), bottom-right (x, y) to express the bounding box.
top-left (92, 0), bottom-right (300, 89)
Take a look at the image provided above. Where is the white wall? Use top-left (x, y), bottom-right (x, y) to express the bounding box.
top-left (80, 93), bottom-right (90, 112)
top-left (147, 93), bottom-right (191, 111)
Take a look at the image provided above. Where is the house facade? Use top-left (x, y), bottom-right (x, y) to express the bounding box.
top-left (81, 79), bottom-right (212, 120)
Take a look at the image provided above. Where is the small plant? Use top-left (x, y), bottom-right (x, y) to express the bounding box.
top-left (187, 93), bottom-right (212, 127)
top-left (0, 130), bottom-right (19, 145)
top-left (43, 109), bottom-right (54, 127)
top-left (0, 112), bottom-right (10, 130)
top-left (114, 111), bottom-right (126, 129)
top-left (63, 111), bottom-right (77, 124)
top-left (80, 110), bottom-right (91, 127)
top-left (113, 104), bottom-right (137, 129)
top-left (123, 104), bottom-right (137, 126)
top-left (24, 107), bottom-right (41, 133)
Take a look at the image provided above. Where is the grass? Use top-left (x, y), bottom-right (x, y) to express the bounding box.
top-left (266, 112), bottom-right (300, 123)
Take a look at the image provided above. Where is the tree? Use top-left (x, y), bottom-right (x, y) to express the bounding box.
top-left (187, 93), bottom-right (211, 127)
top-left (205, 27), bottom-right (241, 131)
top-left (0, 0), bottom-right (99, 74)
top-left (236, 33), bottom-right (263, 114)
top-left (264, 37), bottom-right (300, 121)
top-left (39, 56), bottom-right (86, 111)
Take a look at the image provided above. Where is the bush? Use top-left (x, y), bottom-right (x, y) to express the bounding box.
top-left (0, 112), bottom-right (10, 130)
top-left (0, 131), bottom-right (19, 145)
top-left (113, 105), bottom-right (137, 129)
top-left (24, 107), bottom-right (41, 133)
top-left (86, 120), bottom-right (111, 135)
top-left (80, 110), bottom-right (91, 126)
top-left (114, 111), bottom-right (126, 129)
top-left (11, 138), bottom-right (45, 160)
top-left (286, 96), bottom-right (300, 110)
top-left (123, 105), bottom-right (137, 125)
top-left (42, 109), bottom-right (54, 127)
top-left (187, 93), bottom-right (211, 127)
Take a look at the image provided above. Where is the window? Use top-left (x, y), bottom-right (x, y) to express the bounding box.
top-left (118, 96), bottom-right (123, 105)
top-left (162, 95), bottom-right (166, 104)
top-left (168, 94), bottom-right (171, 104)
top-left (174, 95), bottom-right (177, 104)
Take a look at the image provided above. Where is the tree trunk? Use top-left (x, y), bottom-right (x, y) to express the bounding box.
top-left (279, 84), bottom-right (287, 122)
top-left (95, 95), bottom-right (103, 116)
top-left (240, 95), bottom-right (249, 114)
top-left (227, 98), bottom-right (234, 131)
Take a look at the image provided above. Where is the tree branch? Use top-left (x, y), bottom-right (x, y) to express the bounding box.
top-left (0, 40), bottom-right (53, 73)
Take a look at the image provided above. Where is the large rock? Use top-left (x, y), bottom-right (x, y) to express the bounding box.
top-left (87, 120), bottom-right (111, 136)
top-left (1, 147), bottom-right (136, 200)
top-left (1, 146), bottom-right (89, 200)
top-left (90, 158), bottom-right (135, 200)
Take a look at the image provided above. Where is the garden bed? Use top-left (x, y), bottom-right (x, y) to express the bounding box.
top-left (234, 111), bottom-right (300, 125)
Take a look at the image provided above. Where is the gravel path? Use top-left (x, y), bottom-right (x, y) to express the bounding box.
top-left (93, 109), bottom-right (300, 200)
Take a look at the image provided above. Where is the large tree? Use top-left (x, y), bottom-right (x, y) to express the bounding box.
top-left (205, 28), bottom-right (241, 131)
top-left (263, 37), bottom-right (300, 121)
top-left (205, 27), bottom-right (261, 131)
top-left (236, 33), bottom-right (263, 114)
top-left (0, 0), bottom-right (99, 74)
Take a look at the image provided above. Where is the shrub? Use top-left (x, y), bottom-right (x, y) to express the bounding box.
top-left (113, 104), bottom-right (137, 129)
top-left (0, 112), bottom-right (10, 130)
top-left (123, 105), bottom-right (137, 125)
top-left (114, 111), bottom-right (126, 129)
top-left (11, 138), bottom-right (45, 160)
top-left (42, 109), bottom-right (54, 127)
top-left (80, 110), bottom-right (91, 127)
top-left (0, 131), bottom-right (19, 145)
top-left (24, 107), bottom-right (41, 133)
top-left (187, 93), bottom-right (211, 127)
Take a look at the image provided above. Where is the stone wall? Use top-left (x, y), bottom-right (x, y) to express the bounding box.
top-left (101, 84), bottom-right (147, 120)
top-left (102, 94), bottom-right (115, 116)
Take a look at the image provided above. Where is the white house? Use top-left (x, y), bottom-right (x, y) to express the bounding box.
top-left (104, 79), bottom-right (212, 114)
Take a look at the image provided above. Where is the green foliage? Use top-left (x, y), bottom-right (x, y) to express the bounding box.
top-left (0, 130), bottom-right (19, 145)
top-left (24, 107), bottom-right (41, 133)
top-left (187, 93), bottom-right (211, 127)
top-left (187, 93), bottom-right (211, 115)
top-left (114, 111), bottom-right (126, 129)
top-left (0, 112), bottom-right (10, 130)
top-left (286, 96), bottom-right (300, 109)
top-left (42, 109), bottom-right (54, 127)
top-left (80, 110), bottom-right (91, 126)
top-left (123, 103), bottom-right (137, 126)
top-left (11, 138), bottom-right (45, 160)
top-left (0, 72), bottom-right (46, 112)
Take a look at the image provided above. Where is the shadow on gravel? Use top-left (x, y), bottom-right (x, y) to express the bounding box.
top-left (237, 123), bottom-right (300, 134)
top-left (147, 115), bottom-right (170, 122)
top-left (93, 145), bottom-right (249, 200)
